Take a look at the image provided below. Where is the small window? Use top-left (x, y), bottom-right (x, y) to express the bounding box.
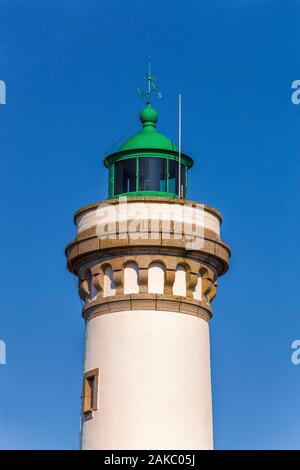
top-left (83, 368), bottom-right (99, 417)
top-left (114, 159), bottom-right (136, 195)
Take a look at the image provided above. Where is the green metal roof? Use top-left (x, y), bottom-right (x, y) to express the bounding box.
top-left (119, 104), bottom-right (178, 152)
top-left (119, 128), bottom-right (178, 151)
top-left (103, 103), bottom-right (193, 168)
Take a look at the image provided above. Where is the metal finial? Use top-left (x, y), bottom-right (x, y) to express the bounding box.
top-left (137, 56), bottom-right (162, 104)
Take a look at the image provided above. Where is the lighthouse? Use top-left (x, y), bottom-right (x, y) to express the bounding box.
top-left (65, 70), bottom-right (230, 450)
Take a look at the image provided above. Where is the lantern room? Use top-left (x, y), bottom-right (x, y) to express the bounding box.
top-left (104, 103), bottom-right (193, 199)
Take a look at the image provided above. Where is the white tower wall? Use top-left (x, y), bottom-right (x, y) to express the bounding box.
top-left (81, 310), bottom-right (213, 450)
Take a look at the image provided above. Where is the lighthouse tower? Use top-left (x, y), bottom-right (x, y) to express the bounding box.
top-left (66, 72), bottom-right (230, 450)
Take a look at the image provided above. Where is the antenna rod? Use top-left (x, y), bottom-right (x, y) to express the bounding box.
top-left (148, 56), bottom-right (151, 101)
top-left (178, 93), bottom-right (182, 197)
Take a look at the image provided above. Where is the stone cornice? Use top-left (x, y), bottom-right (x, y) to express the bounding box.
top-left (65, 226), bottom-right (230, 277)
top-left (83, 293), bottom-right (212, 323)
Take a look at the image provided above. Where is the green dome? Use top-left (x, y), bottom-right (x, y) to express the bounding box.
top-left (119, 104), bottom-right (178, 152)
top-left (119, 129), bottom-right (178, 151)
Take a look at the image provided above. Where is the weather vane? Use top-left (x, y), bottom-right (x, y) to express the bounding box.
top-left (137, 56), bottom-right (162, 104)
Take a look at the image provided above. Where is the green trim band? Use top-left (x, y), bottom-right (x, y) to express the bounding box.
top-left (110, 190), bottom-right (183, 199)
top-left (104, 148), bottom-right (193, 169)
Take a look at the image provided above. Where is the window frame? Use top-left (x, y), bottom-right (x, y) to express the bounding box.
top-left (82, 368), bottom-right (99, 419)
top-left (114, 157), bottom-right (137, 196)
top-left (110, 154), bottom-right (188, 198)
top-left (138, 156), bottom-right (167, 193)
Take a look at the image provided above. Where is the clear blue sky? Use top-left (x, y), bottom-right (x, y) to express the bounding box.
top-left (1, 0), bottom-right (300, 449)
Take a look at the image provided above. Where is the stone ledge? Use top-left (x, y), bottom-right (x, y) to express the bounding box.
top-left (65, 234), bottom-right (230, 277)
top-left (83, 293), bottom-right (212, 322)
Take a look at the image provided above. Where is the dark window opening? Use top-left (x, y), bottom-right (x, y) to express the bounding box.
top-left (114, 159), bottom-right (136, 196)
top-left (169, 160), bottom-right (186, 197)
top-left (138, 157), bottom-right (167, 192)
top-left (112, 157), bottom-right (187, 197)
